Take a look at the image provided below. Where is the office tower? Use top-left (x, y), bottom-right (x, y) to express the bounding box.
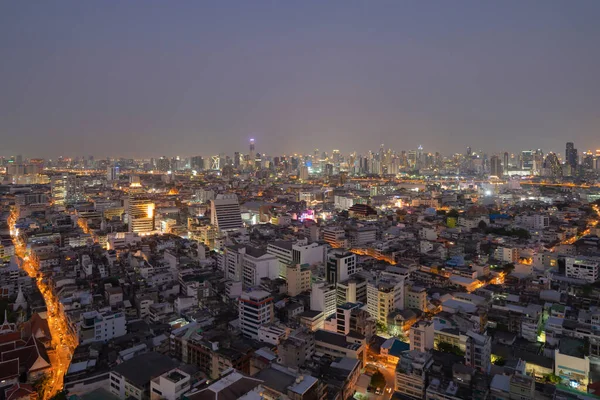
top-left (233, 152), bottom-right (240, 169)
top-left (156, 156), bottom-right (170, 172)
top-left (521, 150), bottom-right (534, 170)
top-left (326, 251), bottom-right (357, 284)
top-left (566, 142), bottom-right (578, 168)
top-left (416, 145), bottom-right (423, 169)
top-left (503, 152), bottom-right (509, 173)
top-left (51, 175), bottom-right (68, 205)
top-left (466, 146), bottom-right (472, 156)
top-left (239, 290), bottom-right (274, 339)
top-left (583, 152), bottom-right (594, 170)
top-left (490, 155), bottom-right (503, 177)
top-left (544, 153), bottom-right (563, 179)
top-left (190, 156), bottom-right (204, 171)
top-left (366, 277), bottom-right (404, 325)
top-left (51, 174), bottom-right (84, 205)
top-left (249, 138), bottom-right (255, 155)
top-left (106, 166), bottom-right (119, 181)
top-left (127, 195), bottom-right (155, 233)
top-left (209, 155), bottom-right (220, 171)
top-left (210, 194), bottom-right (242, 231)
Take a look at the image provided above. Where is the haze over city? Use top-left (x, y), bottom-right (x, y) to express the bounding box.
top-left (2, 1), bottom-right (600, 158)
top-left (3, 3), bottom-right (600, 400)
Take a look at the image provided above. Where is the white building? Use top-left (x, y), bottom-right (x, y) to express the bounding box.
top-left (79, 309), bottom-right (127, 344)
top-left (267, 240), bottom-right (326, 279)
top-left (327, 250), bottom-right (357, 284)
top-left (565, 256), bottom-right (600, 283)
top-left (410, 320), bottom-right (435, 352)
top-left (367, 277), bottom-right (404, 325)
top-left (464, 330), bottom-right (491, 373)
top-left (310, 281), bottom-right (337, 318)
top-left (241, 248), bottom-right (279, 287)
top-left (258, 324), bottom-right (290, 345)
top-left (210, 194), bottom-right (242, 231)
top-left (150, 368), bottom-right (191, 400)
top-left (239, 290), bottom-right (274, 339)
top-left (334, 195), bottom-right (356, 210)
top-left (286, 264), bottom-right (312, 297)
top-left (519, 214), bottom-right (550, 230)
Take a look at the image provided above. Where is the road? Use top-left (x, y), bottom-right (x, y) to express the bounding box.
top-left (9, 210), bottom-right (77, 400)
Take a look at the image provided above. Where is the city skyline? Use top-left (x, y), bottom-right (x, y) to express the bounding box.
top-left (2, 1), bottom-right (600, 157)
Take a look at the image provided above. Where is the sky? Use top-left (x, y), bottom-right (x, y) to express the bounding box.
top-left (1, 1), bottom-right (600, 159)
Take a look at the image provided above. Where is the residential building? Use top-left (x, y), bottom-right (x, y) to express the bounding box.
top-left (239, 290), bottom-right (274, 339)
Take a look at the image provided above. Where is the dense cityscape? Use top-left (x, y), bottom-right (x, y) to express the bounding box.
top-left (3, 1), bottom-right (600, 399)
top-left (0, 140), bottom-right (598, 400)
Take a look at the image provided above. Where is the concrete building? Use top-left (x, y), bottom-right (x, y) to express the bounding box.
top-left (127, 195), bottom-right (155, 233)
top-left (149, 368), bottom-right (191, 400)
top-left (395, 350), bottom-right (433, 399)
top-left (239, 290), bottom-right (274, 339)
top-left (79, 309), bottom-right (127, 345)
top-left (310, 281), bottom-right (337, 319)
top-left (109, 352), bottom-right (177, 400)
top-left (286, 264), bottom-right (311, 296)
top-left (367, 277), bottom-right (404, 325)
top-left (267, 240), bottom-right (325, 279)
top-left (565, 256), bottom-right (600, 283)
top-left (210, 194), bottom-right (242, 231)
top-left (327, 250), bottom-right (357, 284)
top-left (464, 330), bottom-right (491, 373)
top-left (410, 320), bottom-right (435, 353)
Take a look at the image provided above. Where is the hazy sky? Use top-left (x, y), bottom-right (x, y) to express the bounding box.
top-left (1, 1), bottom-right (599, 158)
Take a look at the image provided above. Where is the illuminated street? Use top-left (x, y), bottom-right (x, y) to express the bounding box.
top-left (9, 209), bottom-right (77, 400)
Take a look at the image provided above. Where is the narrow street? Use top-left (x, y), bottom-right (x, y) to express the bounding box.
top-left (9, 209), bottom-right (77, 400)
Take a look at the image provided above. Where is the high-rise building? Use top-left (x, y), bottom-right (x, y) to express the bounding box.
top-left (156, 156), bottom-right (170, 172)
top-left (239, 290), bottom-right (274, 339)
top-left (299, 166), bottom-right (309, 181)
top-left (127, 195), bottom-right (155, 233)
top-left (521, 150), bottom-right (534, 170)
top-left (490, 155), bottom-right (503, 177)
top-left (210, 194), bottom-right (242, 231)
top-left (326, 251), bottom-right (357, 284)
top-left (106, 166), bottom-right (119, 181)
top-left (310, 281), bottom-right (337, 319)
top-left (566, 142), bottom-right (578, 168)
top-left (366, 277), bottom-right (404, 325)
top-left (191, 156), bottom-right (204, 171)
top-left (503, 152), bottom-right (509, 173)
top-left (51, 174), bottom-right (85, 205)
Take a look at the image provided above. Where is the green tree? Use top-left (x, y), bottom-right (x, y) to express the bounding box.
top-left (447, 209), bottom-right (460, 219)
top-left (478, 220), bottom-right (488, 230)
top-left (371, 371), bottom-right (386, 389)
top-left (49, 391), bottom-right (68, 400)
top-left (436, 342), bottom-right (465, 356)
top-left (544, 373), bottom-right (561, 384)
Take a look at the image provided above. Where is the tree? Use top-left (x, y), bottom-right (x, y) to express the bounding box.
top-left (478, 220), bottom-right (488, 230)
top-left (49, 391), bottom-right (68, 400)
top-left (436, 342), bottom-right (465, 356)
top-left (447, 209), bottom-right (460, 219)
top-left (371, 371), bottom-right (386, 389)
top-left (544, 373), bottom-right (561, 384)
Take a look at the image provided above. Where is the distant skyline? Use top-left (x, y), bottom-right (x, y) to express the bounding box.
top-left (1, 1), bottom-right (600, 158)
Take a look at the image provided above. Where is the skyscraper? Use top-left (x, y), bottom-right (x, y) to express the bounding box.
top-left (127, 195), bottom-right (155, 233)
top-left (503, 152), bottom-right (509, 174)
top-left (566, 142), bottom-right (578, 168)
top-left (490, 155), bottom-right (503, 177)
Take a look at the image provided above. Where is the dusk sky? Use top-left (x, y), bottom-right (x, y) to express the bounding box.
top-left (1, 1), bottom-right (600, 158)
